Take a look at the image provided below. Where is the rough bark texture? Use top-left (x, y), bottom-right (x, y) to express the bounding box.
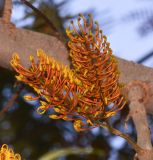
top-left (0, 23), bottom-right (69, 69)
top-left (1, 1), bottom-right (153, 159)
top-left (126, 81), bottom-right (153, 160)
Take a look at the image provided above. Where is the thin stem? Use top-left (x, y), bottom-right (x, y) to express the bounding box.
top-left (101, 122), bottom-right (142, 153)
top-left (20, 0), bottom-right (57, 32)
top-left (0, 82), bottom-right (24, 119)
top-left (20, 0), bottom-right (66, 42)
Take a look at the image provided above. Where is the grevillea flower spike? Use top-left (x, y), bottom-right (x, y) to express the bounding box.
top-left (66, 14), bottom-right (126, 118)
top-left (0, 144), bottom-right (21, 160)
top-left (10, 14), bottom-right (126, 131)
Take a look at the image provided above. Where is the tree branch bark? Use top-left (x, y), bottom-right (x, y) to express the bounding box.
top-left (2, 0), bottom-right (12, 23)
top-left (1, 22), bottom-right (153, 83)
top-left (0, 23), bottom-right (69, 69)
top-left (126, 81), bottom-right (153, 160)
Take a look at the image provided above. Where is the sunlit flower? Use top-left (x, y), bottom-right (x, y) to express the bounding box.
top-left (0, 144), bottom-right (21, 160)
top-left (10, 14), bottom-right (126, 131)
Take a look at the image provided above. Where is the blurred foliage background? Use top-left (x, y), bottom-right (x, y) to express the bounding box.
top-left (0, 0), bottom-right (153, 159)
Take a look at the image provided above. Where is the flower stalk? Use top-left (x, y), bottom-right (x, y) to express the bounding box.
top-left (101, 122), bottom-right (142, 153)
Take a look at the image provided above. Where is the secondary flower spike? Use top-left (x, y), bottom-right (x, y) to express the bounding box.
top-left (66, 14), bottom-right (125, 117)
top-left (11, 14), bottom-right (126, 131)
top-left (0, 144), bottom-right (21, 160)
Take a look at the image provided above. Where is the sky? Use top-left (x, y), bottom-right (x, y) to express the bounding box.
top-left (12, 0), bottom-right (153, 67)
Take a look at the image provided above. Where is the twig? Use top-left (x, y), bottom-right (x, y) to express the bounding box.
top-left (20, 0), bottom-right (65, 42)
top-left (0, 82), bottom-right (24, 118)
top-left (20, 0), bottom-right (57, 32)
top-left (101, 122), bottom-right (142, 153)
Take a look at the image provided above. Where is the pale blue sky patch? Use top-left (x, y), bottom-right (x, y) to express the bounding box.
top-left (109, 136), bottom-right (126, 150)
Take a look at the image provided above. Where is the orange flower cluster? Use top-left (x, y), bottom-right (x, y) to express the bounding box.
top-left (66, 14), bottom-right (125, 119)
top-left (10, 14), bottom-right (126, 131)
top-left (0, 144), bottom-right (21, 160)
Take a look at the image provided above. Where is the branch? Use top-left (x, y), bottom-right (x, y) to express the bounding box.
top-left (0, 82), bottom-right (24, 119)
top-left (0, 0), bottom-right (12, 23)
top-left (20, 0), bottom-right (58, 32)
top-left (20, 0), bottom-right (65, 42)
top-left (126, 81), bottom-right (153, 160)
top-left (101, 122), bottom-right (142, 153)
top-left (0, 24), bottom-right (69, 69)
top-left (0, 23), bottom-right (153, 79)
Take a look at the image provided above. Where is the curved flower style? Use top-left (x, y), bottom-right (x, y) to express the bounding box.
top-left (66, 14), bottom-right (125, 118)
top-left (0, 144), bottom-right (21, 160)
top-left (10, 15), bottom-right (126, 131)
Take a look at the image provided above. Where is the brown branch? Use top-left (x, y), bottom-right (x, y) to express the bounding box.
top-left (1, 0), bottom-right (12, 23)
top-left (0, 23), bottom-right (153, 82)
top-left (126, 81), bottom-right (153, 160)
top-left (0, 24), bottom-right (69, 69)
top-left (20, 0), bottom-right (58, 32)
top-left (101, 122), bottom-right (142, 153)
top-left (20, 0), bottom-right (66, 42)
